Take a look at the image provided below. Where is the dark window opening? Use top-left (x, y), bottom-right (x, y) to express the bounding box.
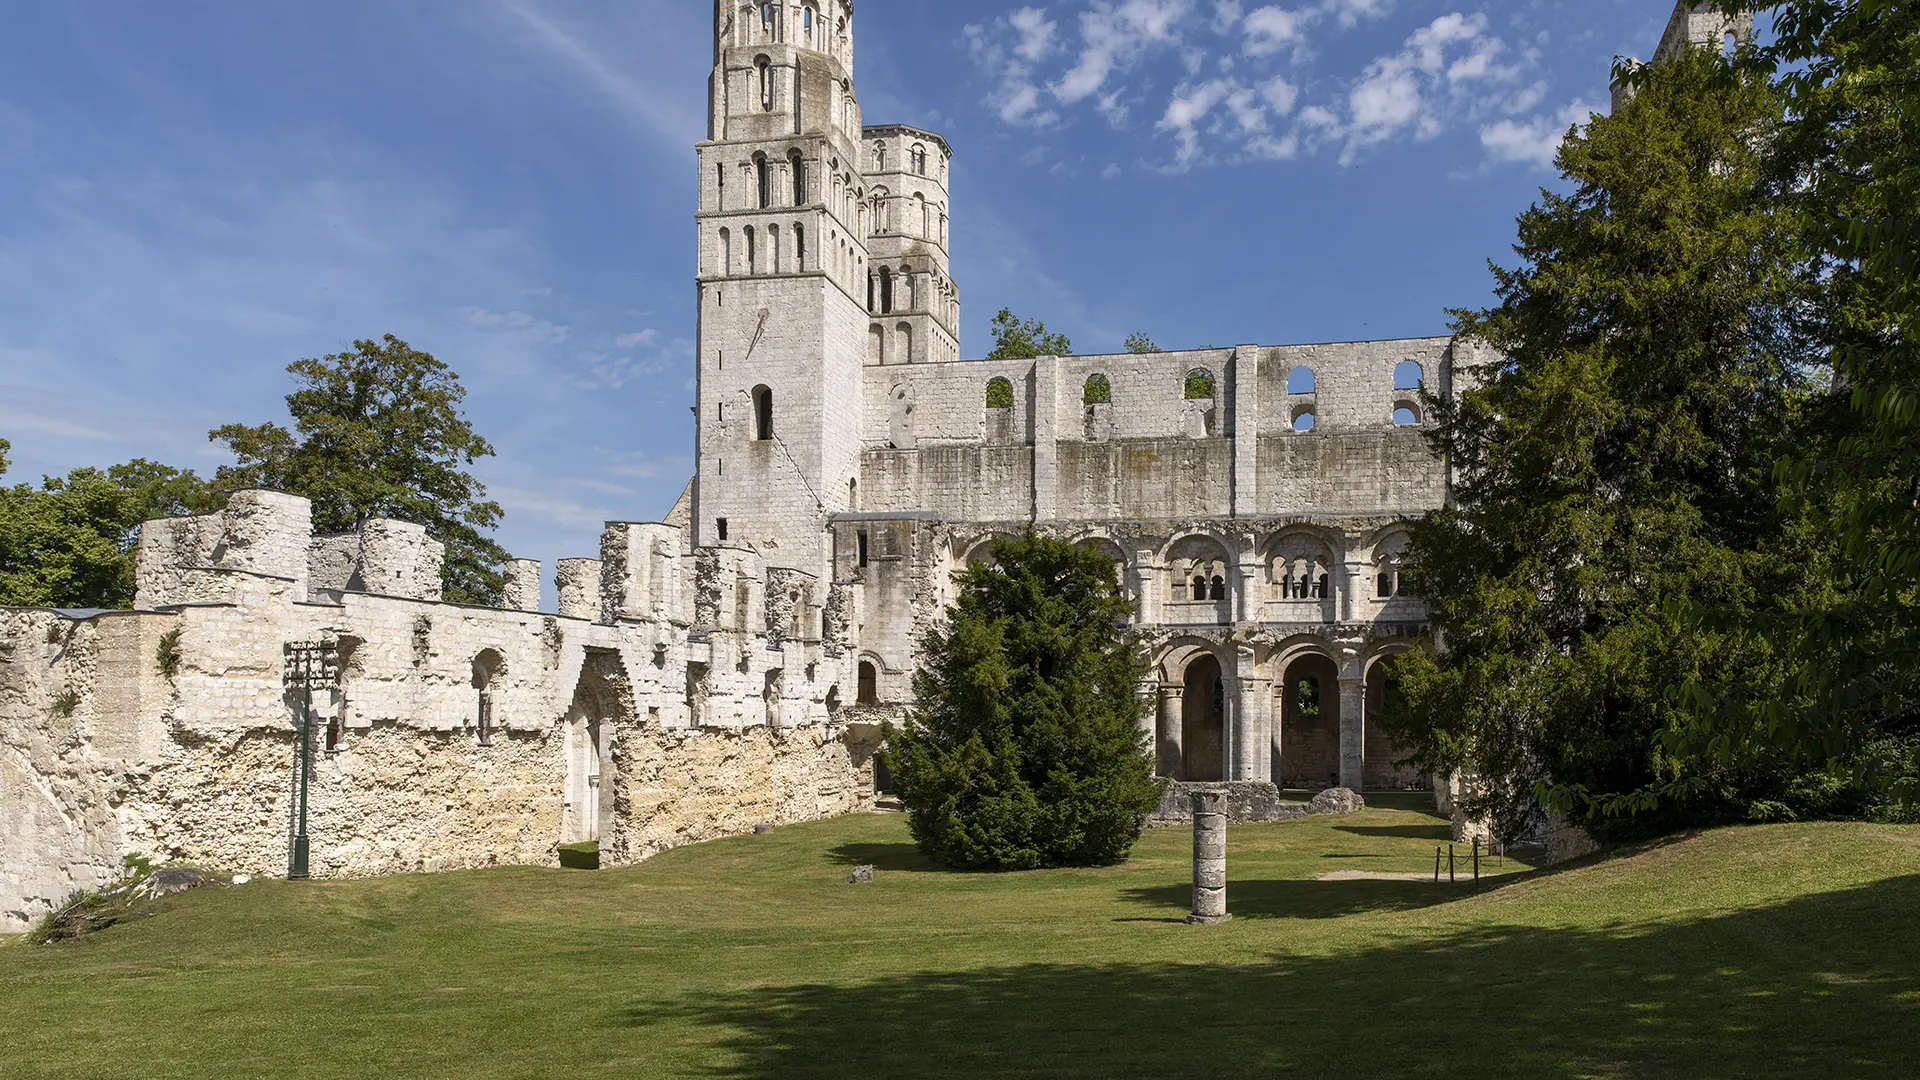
top-left (857, 530), bottom-right (869, 567)
top-left (858, 661), bottom-right (878, 705)
top-left (1209, 575), bottom-right (1227, 602)
top-left (752, 385), bottom-right (774, 441)
top-left (717, 518), bottom-right (730, 542)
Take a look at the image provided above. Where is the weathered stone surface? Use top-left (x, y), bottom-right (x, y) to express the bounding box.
top-left (1307, 787), bottom-right (1366, 816)
top-left (850, 865), bottom-right (874, 884)
top-left (134, 867), bottom-right (208, 901)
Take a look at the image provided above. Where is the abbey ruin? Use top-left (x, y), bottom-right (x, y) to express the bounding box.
top-left (0, 1), bottom-right (1751, 932)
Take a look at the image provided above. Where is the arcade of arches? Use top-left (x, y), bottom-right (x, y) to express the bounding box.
top-left (1154, 645), bottom-right (1422, 791)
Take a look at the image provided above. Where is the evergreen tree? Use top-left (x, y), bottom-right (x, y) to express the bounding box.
top-left (1381, 49), bottom-right (1821, 839)
top-left (884, 534), bottom-right (1163, 870)
top-left (211, 335), bottom-right (508, 605)
top-left (984, 309), bottom-right (1072, 360)
top-left (1669, 1), bottom-right (1920, 810)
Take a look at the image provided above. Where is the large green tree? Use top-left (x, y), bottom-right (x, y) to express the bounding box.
top-left (1381, 48), bottom-right (1823, 840)
top-left (884, 534), bottom-right (1163, 870)
top-left (0, 439), bottom-right (214, 609)
top-left (1665, 1), bottom-right (1920, 808)
top-left (211, 335), bottom-right (508, 605)
top-left (984, 309), bottom-right (1072, 360)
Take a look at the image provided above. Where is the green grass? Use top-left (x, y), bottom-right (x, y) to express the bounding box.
top-left (1, 805), bottom-right (1916, 1079)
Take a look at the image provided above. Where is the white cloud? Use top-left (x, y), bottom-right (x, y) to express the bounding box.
top-left (1480, 99), bottom-right (1597, 168)
top-left (1009, 6), bottom-right (1060, 61)
top-left (1243, 7), bottom-right (1310, 56)
top-left (964, 10), bottom-right (1063, 126)
top-left (1054, 0), bottom-right (1196, 105)
top-left (464, 307), bottom-right (570, 344)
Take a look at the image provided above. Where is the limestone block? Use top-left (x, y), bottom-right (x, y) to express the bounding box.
top-left (1308, 787), bottom-right (1365, 816)
top-left (557, 560), bottom-right (602, 622)
top-left (357, 519), bottom-right (444, 602)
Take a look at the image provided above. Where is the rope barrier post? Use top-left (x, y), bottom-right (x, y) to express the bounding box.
top-left (1434, 846), bottom-right (1441, 883)
top-left (1448, 844), bottom-right (1455, 883)
top-left (1473, 838), bottom-right (1480, 882)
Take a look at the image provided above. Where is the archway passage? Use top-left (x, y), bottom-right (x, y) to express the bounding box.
top-left (1181, 654), bottom-right (1225, 782)
top-left (1277, 653), bottom-right (1341, 790)
top-left (564, 650), bottom-right (634, 852)
top-left (1364, 653), bottom-right (1422, 790)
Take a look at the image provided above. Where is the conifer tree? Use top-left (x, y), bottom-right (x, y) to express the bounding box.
top-left (884, 534), bottom-right (1163, 870)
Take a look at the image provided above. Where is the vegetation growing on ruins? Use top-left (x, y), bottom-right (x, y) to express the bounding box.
top-left (983, 307), bottom-right (1072, 360)
top-left (1, 812), bottom-right (1915, 1078)
top-left (209, 335), bottom-right (510, 606)
top-left (885, 534), bottom-right (1163, 870)
top-left (1124, 332), bottom-right (1162, 354)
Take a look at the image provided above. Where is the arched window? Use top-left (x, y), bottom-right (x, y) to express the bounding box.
top-left (879, 267), bottom-right (893, 313)
top-left (874, 141), bottom-right (887, 171)
top-left (914, 192), bottom-right (929, 237)
top-left (869, 323), bottom-right (885, 365)
top-left (789, 150), bottom-right (807, 205)
top-left (986, 377), bottom-right (1014, 409)
top-left (761, 2), bottom-right (779, 42)
top-left (769, 224), bottom-right (781, 273)
top-left (794, 223), bottom-right (806, 270)
top-left (803, 4), bottom-right (817, 48)
top-left (1184, 368), bottom-right (1216, 400)
top-left (756, 56), bottom-right (774, 111)
top-left (858, 661), bottom-right (878, 705)
top-left (755, 154), bottom-right (772, 209)
top-left (1393, 401), bottom-right (1421, 426)
top-left (911, 143), bottom-right (927, 175)
top-left (719, 228), bottom-right (732, 275)
top-left (745, 225), bottom-right (757, 274)
top-left (897, 322), bottom-right (914, 364)
top-left (1292, 407), bottom-right (1317, 433)
top-left (750, 385), bottom-right (774, 441)
top-left (1394, 360), bottom-right (1424, 390)
top-left (1084, 373), bottom-right (1112, 405)
top-left (1287, 365), bottom-right (1316, 394)
top-left (1209, 575), bottom-right (1227, 601)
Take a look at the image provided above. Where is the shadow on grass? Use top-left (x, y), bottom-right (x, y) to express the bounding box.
top-left (1333, 823), bottom-right (1455, 840)
top-left (1118, 874), bottom-right (1484, 920)
top-left (615, 875), bottom-right (1920, 1080)
top-left (825, 842), bottom-right (939, 872)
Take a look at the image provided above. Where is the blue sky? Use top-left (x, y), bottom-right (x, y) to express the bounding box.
top-left (0, 0), bottom-right (1700, 588)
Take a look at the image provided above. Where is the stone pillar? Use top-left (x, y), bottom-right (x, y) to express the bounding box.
top-left (502, 559), bottom-right (542, 612)
top-left (1230, 345), bottom-right (1260, 519)
top-left (1234, 669), bottom-right (1272, 782)
top-left (1188, 789), bottom-right (1231, 925)
top-left (1338, 676), bottom-right (1366, 791)
top-left (1341, 561), bottom-right (1366, 623)
top-left (1220, 675), bottom-right (1242, 780)
top-left (1234, 533), bottom-right (1259, 624)
top-left (1157, 686), bottom-right (1185, 778)
top-left (557, 559), bottom-right (603, 622)
top-left (1031, 355), bottom-right (1059, 524)
top-left (1133, 548), bottom-right (1158, 623)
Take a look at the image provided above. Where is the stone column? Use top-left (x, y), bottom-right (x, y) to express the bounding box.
top-left (1157, 686), bottom-right (1185, 778)
top-left (1341, 561), bottom-right (1367, 623)
top-left (1031, 355), bottom-right (1060, 525)
top-left (1338, 676), bottom-right (1366, 791)
top-left (1133, 548), bottom-right (1158, 623)
top-left (1230, 345), bottom-right (1260, 519)
top-left (1188, 788), bottom-right (1231, 925)
top-left (1220, 675), bottom-right (1242, 779)
top-left (1234, 670), bottom-right (1272, 782)
top-left (502, 559), bottom-right (542, 612)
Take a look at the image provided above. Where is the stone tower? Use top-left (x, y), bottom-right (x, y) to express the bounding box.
top-left (1614, 1), bottom-right (1757, 111)
top-left (693, 0), bottom-right (869, 576)
top-left (861, 126), bottom-right (961, 366)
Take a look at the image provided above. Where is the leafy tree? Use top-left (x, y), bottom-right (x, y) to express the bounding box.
top-left (1380, 48), bottom-right (1822, 840)
top-left (1663, 1), bottom-right (1920, 810)
top-left (211, 335), bottom-right (508, 605)
top-left (1124, 332), bottom-right (1162, 354)
top-left (985, 309), bottom-right (1072, 360)
top-left (883, 534), bottom-right (1164, 870)
top-left (0, 443), bottom-right (210, 609)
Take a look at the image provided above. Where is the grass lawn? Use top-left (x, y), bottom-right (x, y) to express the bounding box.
top-left (1, 803), bottom-right (1916, 1079)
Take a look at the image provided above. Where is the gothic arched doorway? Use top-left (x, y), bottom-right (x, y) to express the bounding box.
top-left (1277, 652), bottom-right (1341, 790)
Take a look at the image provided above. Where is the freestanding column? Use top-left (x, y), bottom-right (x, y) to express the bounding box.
top-left (1188, 788), bottom-right (1231, 924)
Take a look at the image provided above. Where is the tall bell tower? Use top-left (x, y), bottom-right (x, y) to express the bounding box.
top-left (693, 1), bottom-right (869, 578)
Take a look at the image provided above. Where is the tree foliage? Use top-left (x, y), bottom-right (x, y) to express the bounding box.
top-left (0, 441), bottom-right (215, 609)
top-left (883, 534), bottom-right (1164, 870)
top-left (1124, 332), bottom-right (1162, 354)
top-left (1380, 49), bottom-right (1826, 840)
top-left (1659, 1), bottom-right (1920, 811)
top-left (985, 309), bottom-right (1072, 360)
top-left (210, 335), bottom-right (508, 605)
